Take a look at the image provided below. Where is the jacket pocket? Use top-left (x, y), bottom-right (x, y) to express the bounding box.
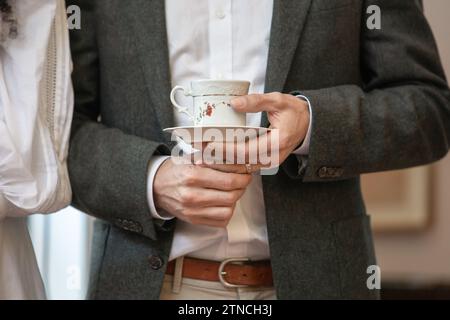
top-left (332, 214), bottom-right (380, 299)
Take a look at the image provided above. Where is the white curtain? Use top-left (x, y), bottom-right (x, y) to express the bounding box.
top-left (28, 208), bottom-right (93, 300)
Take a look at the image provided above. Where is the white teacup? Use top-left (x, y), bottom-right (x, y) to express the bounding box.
top-left (170, 79), bottom-right (250, 127)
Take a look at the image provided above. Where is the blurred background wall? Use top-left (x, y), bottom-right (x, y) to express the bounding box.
top-left (374, 0), bottom-right (450, 291)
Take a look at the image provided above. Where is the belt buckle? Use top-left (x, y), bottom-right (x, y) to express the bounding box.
top-left (218, 257), bottom-right (250, 289)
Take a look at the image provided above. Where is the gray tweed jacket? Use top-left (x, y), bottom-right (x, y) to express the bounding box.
top-left (67, 0), bottom-right (450, 299)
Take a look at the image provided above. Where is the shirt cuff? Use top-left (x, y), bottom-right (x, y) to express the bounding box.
top-left (292, 95), bottom-right (312, 156)
top-left (147, 156), bottom-right (174, 221)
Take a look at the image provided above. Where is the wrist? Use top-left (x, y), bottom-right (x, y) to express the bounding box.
top-left (148, 156), bottom-right (174, 220)
top-left (153, 158), bottom-right (170, 209)
top-left (292, 95), bottom-right (312, 156)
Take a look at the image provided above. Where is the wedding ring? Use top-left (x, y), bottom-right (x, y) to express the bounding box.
top-left (245, 164), bottom-right (253, 174)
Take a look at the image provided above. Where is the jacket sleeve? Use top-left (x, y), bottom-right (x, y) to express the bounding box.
top-left (67, 0), bottom-right (170, 240)
top-left (284, 0), bottom-right (450, 181)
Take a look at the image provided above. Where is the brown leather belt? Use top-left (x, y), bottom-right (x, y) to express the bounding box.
top-left (166, 257), bottom-right (273, 288)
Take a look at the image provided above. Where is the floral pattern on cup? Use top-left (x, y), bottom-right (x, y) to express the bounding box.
top-left (196, 101), bottom-right (231, 124)
top-left (170, 80), bottom-right (250, 127)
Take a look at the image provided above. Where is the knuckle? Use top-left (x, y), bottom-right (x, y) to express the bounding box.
top-left (180, 190), bottom-right (196, 205)
top-left (181, 208), bottom-right (194, 218)
top-left (236, 176), bottom-right (250, 188)
top-left (253, 94), bottom-right (264, 105)
top-left (225, 193), bottom-right (238, 205)
top-left (218, 208), bottom-right (230, 220)
top-left (241, 96), bottom-right (250, 106)
top-left (223, 177), bottom-right (235, 190)
top-left (182, 170), bottom-right (198, 186)
top-left (224, 207), bottom-right (234, 219)
top-left (242, 174), bottom-right (252, 185)
top-left (270, 92), bottom-right (284, 103)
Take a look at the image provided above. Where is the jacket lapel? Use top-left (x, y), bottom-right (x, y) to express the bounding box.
top-left (262, 0), bottom-right (312, 127)
top-left (127, 0), bottom-right (175, 133)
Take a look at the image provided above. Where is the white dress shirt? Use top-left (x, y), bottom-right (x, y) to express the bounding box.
top-left (0, 0), bottom-right (73, 299)
top-left (147, 0), bottom-right (311, 262)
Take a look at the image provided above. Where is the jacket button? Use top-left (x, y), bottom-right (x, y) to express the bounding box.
top-left (148, 255), bottom-right (164, 270)
top-left (334, 167), bottom-right (344, 178)
top-left (132, 222), bottom-right (144, 234)
top-left (318, 166), bottom-right (329, 178)
top-left (318, 166), bottom-right (344, 179)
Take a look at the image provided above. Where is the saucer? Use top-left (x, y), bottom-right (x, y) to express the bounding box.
top-left (163, 125), bottom-right (271, 142)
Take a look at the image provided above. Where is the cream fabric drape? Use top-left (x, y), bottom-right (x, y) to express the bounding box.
top-left (0, 0), bottom-right (73, 299)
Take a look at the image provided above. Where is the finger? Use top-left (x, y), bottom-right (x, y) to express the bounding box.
top-left (189, 217), bottom-right (229, 229)
top-left (199, 163), bottom-right (248, 174)
top-left (199, 163), bottom-right (266, 174)
top-left (184, 206), bottom-right (235, 221)
top-left (205, 132), bottom-right (276, 166)
top-left (180, 187), bottom-right (246, 207)
top-left (230, 93), bottom-right (286, 113)
top-left (182, 166), bottom-right (252, 191)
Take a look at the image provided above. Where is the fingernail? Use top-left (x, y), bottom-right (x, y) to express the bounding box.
top-left (231, 98), bottom-right (245, 109)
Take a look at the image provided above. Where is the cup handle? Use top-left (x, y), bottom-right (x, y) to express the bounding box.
top-left (170, 86), bottom-right (195, 122)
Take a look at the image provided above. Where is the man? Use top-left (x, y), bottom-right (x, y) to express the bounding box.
top-left (68, 0), bottom-right (450, 299)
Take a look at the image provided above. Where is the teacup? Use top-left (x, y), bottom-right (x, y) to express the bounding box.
top-left (170, 79), bottom-right (250, 127)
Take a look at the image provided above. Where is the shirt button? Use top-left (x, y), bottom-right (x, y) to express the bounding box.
top-left (215, 10), bottom-right (226, 19)
top-left (148, 255), bottom-right (164, 270)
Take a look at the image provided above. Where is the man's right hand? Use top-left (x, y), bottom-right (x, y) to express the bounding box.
top-left (153, 158), bottom-right (252, 228)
